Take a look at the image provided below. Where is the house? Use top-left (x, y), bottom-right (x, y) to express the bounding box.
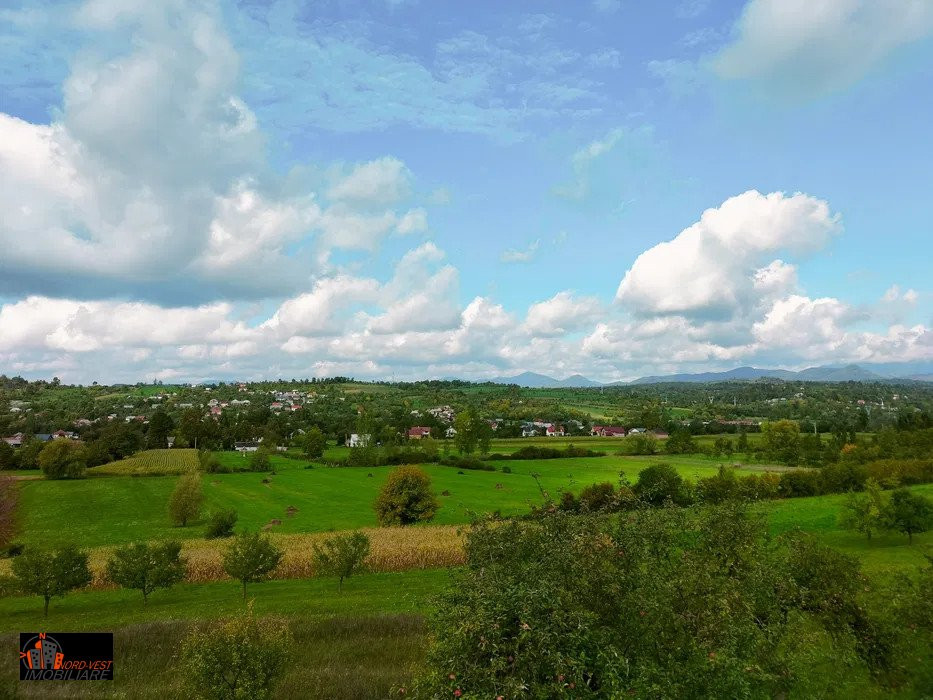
top-left (545, 425), bottom-right (565, 437)
top-left (408, 426), bottom-right (432, 439)
top-left (270, 402), bottom-right (284, 411)
top-left (73, 418), bottom-right (92, 428)
top-left (210, 406), bottom-right (222, 417)
top-left (445, 427), bottom-right (458, 438)
top-left (652, 431), bottom-right (670, 440)
top-left (52, 430), bottom-right (77, 440)
top-left (522, 425), bottom-right (537, 437)
top-left (166, 436), bottom-right (176, 448)
top-left (34, 434), bottom-right (54, 442)
top-left (2, 433), bottom-right (25, 448)
top-left (234, 441), bottom-right (260, 453)
top-left (592, 425), bottom-right (627, 437)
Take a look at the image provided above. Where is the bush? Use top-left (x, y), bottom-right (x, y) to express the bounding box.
top-left (696, 466), bottom-right (740, 504)
top-left (778, 469), bottom-right (822, 498)
top-left (169, 473), bottom-right (203, 527)
top-left (249, 448), bottom-right (273, 472)
top-left (206, 509), bottom-right (239, 539)
top-left (38, 439), bottom-right (87, 479)
top-left (883, 488), bottom-right (933, 543)
top-left (181, 604), bottom-right (292, 700)
top-left (412, 506), bottom-right (904, 698)
top-left (633, 463), bottom-right (693, 506)
top-left (198, 450), bottom-right (224, 473)
top-left (374, 466), bottom-right (439, 526)
top-left (501, 465), bottom-right (512, 474)
top-left (578, 482), bottom-right (616, 511)
top-left (312, 531), bottom-right (371, 589)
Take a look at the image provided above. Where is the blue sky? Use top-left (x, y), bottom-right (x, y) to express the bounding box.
top-left (0, 0), bottom-right (931, 383)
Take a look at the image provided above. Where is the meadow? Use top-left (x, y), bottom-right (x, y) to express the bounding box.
top-left (17, 451), bottom-right (768, 548)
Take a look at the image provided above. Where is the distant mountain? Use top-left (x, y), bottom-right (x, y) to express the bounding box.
top-left (489, 372), bottom-right (602, 388)
top-left (487, 363), bottom-right (931, 387)
top-left (629, 364), bottom-right (905, 385)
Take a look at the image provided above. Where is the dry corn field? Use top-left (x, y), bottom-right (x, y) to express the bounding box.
top-left (0, 524), bottom-right (467, 589)
top-left (86, 448), bottom-right (199, 476)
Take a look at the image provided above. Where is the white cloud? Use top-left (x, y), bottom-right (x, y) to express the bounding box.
top-left (713, 0), bottom-right (933, 97)
top-left (593, 0), bottom-right (621, 14)
top-left (327, 157), bottom-right (411, 206)
top-left (523, 292), bottom-right (603, 337)
top-left (616, 190), bottom-right (841, 319)
top-left (501, 239), bottom-right (541, 263)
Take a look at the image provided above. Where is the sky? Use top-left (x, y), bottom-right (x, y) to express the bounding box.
top-left (0, 0), bottom-right (931, 384)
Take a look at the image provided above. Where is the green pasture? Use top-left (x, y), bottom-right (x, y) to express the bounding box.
top-left (16, 453), bottom-right (768, 548)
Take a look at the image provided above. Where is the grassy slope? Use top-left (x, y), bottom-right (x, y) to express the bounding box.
top-left (18, 454), bottom-right (754, 548)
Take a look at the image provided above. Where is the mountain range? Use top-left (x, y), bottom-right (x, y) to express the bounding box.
top-left (488, 363), bottom-right (933, 388)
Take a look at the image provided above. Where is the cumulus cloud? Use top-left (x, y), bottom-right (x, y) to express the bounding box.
top-left (523, 292), bottom-right (603, 337)
top-left (713, 0), bottom-right (933, 98)
top-left (616, 190), bottom-right (841, 319)
top-left (0, 1), bottom-right (426, 304)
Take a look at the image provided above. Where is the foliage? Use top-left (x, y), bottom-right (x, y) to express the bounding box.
top-left (180, 603), bottom-right (292, 700)
top-left (11, 544), bottom-right (91, 615)
top-left (577, 481), bottom-right (616, 511)
top-left (665, 428), bottom-right (696, 455)
top-left (0, 475), bottom-right (15, 548)
top-left (312, 531), bottom-right (371, 589)
top-left (761, 419), bottom-right (802, 465)
top-left (839, 478), bottom-right (885, 540)
top-left (206, 509), bottom-right (239, 539)
top-left (374, 466), bottom-right (439, 526)
top-left (0, 440), bottom-right (15, 470)
top-left (413, 506), bottom-right (908, 698)
top-left (223, 531), bottom-right (284, 599)
top-left (453, 409), bottom-right (493, 456)
top-left (38, 439), bottom-right (87, 479)
top-left (199, 449), bottom-right (224, 474)
top-left (883, 488), bottom-right (933, 543)
top-left (249, 447), bottom-right (273, 472)
top-left (169, 472), bottom-right (204, 527)
top-left (633, 462), bottom-right (693, 505)
top-left (301, 426), bottom-right (327, 460)
top-left (106, 540), bottom-right (186, 602)
top-left (146, 408), bottom-right (175, 449)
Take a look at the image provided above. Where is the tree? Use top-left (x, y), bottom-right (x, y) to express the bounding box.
top-left (374, 465), bottom-right (439, 526)
top-left (0, 440), bottom-right (14, 470)
top-left (38, 439), bottom-right (87, 479)
top-left (839, 478), bottom-right (885, 540)
top-left (0, 475), bottom-right (16, 548)
top-left (883, 489), bottom-right (933, 543)
top-left (147, 408), bottom-right (175, 449)
top-left (453, 411), bottom-right (478, 455)
top-left (169, 473), bottom-right (203, 527)
top-left (761, 420), bottom-right (801, 466)
top-left (665, 429), bottom-right (695, 455)
top-left (301, 426), bottom-right (326, 460)
top-left (737, 429), bottom-right (749, 453)
top-left (206, 509), bottom-right (239, 539)
top-left (106, 541), bottom-right (186, 603)
top-left (16, 439), bottom-right (43, 469)
top-left (11, 545), bottom-right (92, 616)
top-left (249, 447), bottom-right (272, 472)
top-left (223, 532), bottom-right (283, 599)
top-left (181, 603), bottom-right (292, 700)
top-left (312, 531), bottom-right (371, 590)
top-left (633, 463), bottom-right (692, 506)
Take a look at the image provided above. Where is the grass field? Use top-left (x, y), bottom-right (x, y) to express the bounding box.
top-left (17, 453), bottom-right (772, 548)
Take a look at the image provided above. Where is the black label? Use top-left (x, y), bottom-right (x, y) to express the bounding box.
top-left (19, 632), bottom-right (114, 681)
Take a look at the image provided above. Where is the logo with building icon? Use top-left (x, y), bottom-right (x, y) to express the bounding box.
top-left (20, 633), bottom-right (64, 671)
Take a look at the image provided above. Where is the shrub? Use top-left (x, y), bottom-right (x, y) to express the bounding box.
top-left (249, 447), bottom-right (273, 472)
top-left (223, 531), bottom-right (283, 599)
top-left (578, 481), bottom-right (616, 511)
top-left (11, 545), bottom-right (91, 616)
top-left (169, 473), bottom-right (203, 527)
top-left (301, 426), bottom-right (327, 460)
top-left (778, 469), bottom-right (822, 498)
top-left (696, 466), bottom-right (740, 504)
top-left (206, 509), bottom-right (239, 539)
top-left (501, 465), bottom-right (512, 474)
top-left (0, 475), bottom-right (16, 549)
top-left (312, 531), bottom-right (371, 590)
top-left (413, 506), bottom-right (901, 698)
top-left (374, 466), bottom-right (439, 526)
top-left (198, 450), bottom-right (223, 473)
top-left (106, 541), bottom-right (186, 603)
top-left (38, 439), bottom-right (87, 479)
top-left (439, 455), bottom-right (495, 471)
top-left (181, 603), bottom-right (292, 700)
top-left (633, 463), bottom-right (692, 506)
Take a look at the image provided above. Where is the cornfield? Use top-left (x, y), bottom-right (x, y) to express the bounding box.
top-left (0, 525), bottom-right (468, 589)
top-left (87, 449), bottom-right (199, 476)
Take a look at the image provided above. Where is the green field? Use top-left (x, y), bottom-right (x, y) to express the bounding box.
top-left (17, 453), bottom-right (769, 548)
